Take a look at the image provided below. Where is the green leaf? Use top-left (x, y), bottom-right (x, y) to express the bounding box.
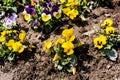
top-left (11, 7), bottom-right (17, 12)
top-left (101, 53), bottom-right (106, 56)
top-left (22, 0), bottom-right (26, 4)
top-left (57, 65), bottom-right (63, 70)
top-left (104, 44), bottom-right (113, 50)
top-left (7, 53), bottom-right (15, 61)
top-left (67, 67), bottom-right (73, 72)
top-left (1, 51), bottom-right (5, 57)
top-left (62, 61), bottom-right (69, 65)
top-left (2, 0), bottom-right (7, 4)
top-left (80, 15), bottom-right (86, 21)
top-left (61, 57), bottom-right (72, 65)
top-left (105, 48), bottom-right (118, 61)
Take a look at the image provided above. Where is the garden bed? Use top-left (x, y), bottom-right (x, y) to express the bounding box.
top-left (0, 0), bottom-right (120, 80)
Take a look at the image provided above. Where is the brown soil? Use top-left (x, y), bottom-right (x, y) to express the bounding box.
top-left (0, 3), bottom-right (120, 80)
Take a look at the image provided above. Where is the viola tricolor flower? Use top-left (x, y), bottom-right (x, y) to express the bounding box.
top-left (3, 13), bottom-right (17, 29)
top-left (41, 13), bottom-right (51, 22)
top-left (62, 28), bottom-right (75, 42)
top-left (94, 35), bottom-right (107, 49)
top-left (105, 26), bottom-right (115, 35)
top-left (101, 18), bottom-right (113, 27)
top-left (25, 5), bottom-right (36, 15)
top-left (62, 41), bottom-right (74, 55)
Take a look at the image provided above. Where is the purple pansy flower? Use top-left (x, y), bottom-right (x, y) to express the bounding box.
top-left (3, 13), bottom-right (17, 29)
top-left (25, 5), bottom-right (36, 15)
top-left (51, 5), bottom-right (60, 15)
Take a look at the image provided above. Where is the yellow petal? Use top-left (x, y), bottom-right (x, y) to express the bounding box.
top-left (24, 13), bottom-right (31, 21)
top-left (60, 0), bottom-right (65, 4)
top-left (66, 49), bottom-right (74, 55)
top-left (0, 36), bottom-right (6, 42)
top-left (42, 13), bottom-right (51, 22)
top-left (53, 54), bottom-right (61, 61)
top-left (6, 39), bottom-right (15, 47)
top-left (69, 35), bottom-right (75, 42)
top-left (78, 42), bottom-right (85, 47)
top-left (18, 47), bottom-right (24, 53)
top-left (53, 11), bottom-right (61, 19)
top-left (72, 67), bottom-right (76, 75)
top-left (19, 31), bottom-right (26, 42)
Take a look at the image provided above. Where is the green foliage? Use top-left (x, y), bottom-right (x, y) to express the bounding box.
top-left (1, 0), bottom-right (17, 12)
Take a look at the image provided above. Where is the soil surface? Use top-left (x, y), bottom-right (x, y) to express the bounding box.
top-left (0, 2), bottom-right (120, 80)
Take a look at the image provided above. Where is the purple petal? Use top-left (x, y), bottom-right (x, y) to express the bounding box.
top-left (43, 9), bottom-right (50, 15)
top-left (12, 13), bottom-right (17, 18)
top-left (10, 16), bottom-right (14, 20)
top-left (42, 3), bottom-right (47, 7)
top-left (25, 5), bottom-right (36, 15)
top-left (48, 3), bottom-right (52, 7)
top-left (52, 5), bottom-right (59, 12)
top-left (33, 20), bottom-right (39, 26)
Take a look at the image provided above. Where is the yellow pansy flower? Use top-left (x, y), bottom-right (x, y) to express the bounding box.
top-left (19, 31), bottom-right (26, 42)
top-left (43, 40), bottom-right (52, 53)
top-left (101, 18), bottom-right (113, 27)
top-left (105, 26), bottom-right (115, 35)
top-left (62, 28), bottom-right (75, 41)
top-left (12, 42), bottom-right (24, 53)
top-left (94, 35), bottom-right (107, 49)
top-left (41, 13), bottom-right (51, 22)
top-left (62, 7), bottom-right (71, 16)
top-left (53, 10), bottom-right (61, 19)
top-left (0, 36), bottom-right (6, 42)
top-left (69, 9), bottom-right (78, 20)
top-left (53, 54), bottom-right (61, 61)
top-left (62, 41), bottom-right (74, 55)
top-left (6, 39), bottom-right (15, 50)
top-left (24, 13), bottom-right (31, 21)
top-left (54, 37), bottom-right (64, 46)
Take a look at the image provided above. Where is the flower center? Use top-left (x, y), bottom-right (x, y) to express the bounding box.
top-left (97, 41), bottom-right (102, 46)
top-left (108, 30), bottom-right (114, 34)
